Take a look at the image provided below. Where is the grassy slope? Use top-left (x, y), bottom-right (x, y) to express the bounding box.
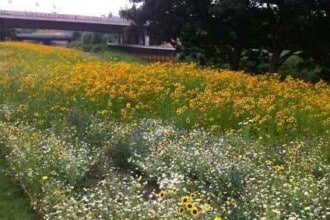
top-left (0, 159), bottom-right (37, 220)
top-left (0, 42), bottom-right (329, 219)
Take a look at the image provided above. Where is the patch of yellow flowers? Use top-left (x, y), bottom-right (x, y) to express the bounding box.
top-left (157, 189), bottom-right (218, 218)
top-left (0, 42), bottom-right (329, 137)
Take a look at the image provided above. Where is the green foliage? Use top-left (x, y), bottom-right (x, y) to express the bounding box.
top-left (81, 32), bottom-right (106, 45)
top-left (278, 55), bottom-right (323, 83)
top-left (67, 41), bottom-right (81, 49)
top-left (80, 43), bottom-right (93, 52)
top-left (72, 31), bottom-right (82, 41)
top-left (69, 31), bottom-right (144, 63)
top-left (91, 44), bottom-right (107, 52)
top-left (80, 32), bottom-right (94, 45)
top-left (68, 42), bottom-right (144, 62)
top-left (69, 31), bottom-right (109, 52)
top-left (106, 140), bottom-right (134, 170)
top-left (97, 50), bottom-right (145, 63)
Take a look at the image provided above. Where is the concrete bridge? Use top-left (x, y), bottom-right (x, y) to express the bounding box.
top-left (0, 10), bottom-right (130, 33)
top-left (0, 10), bottom-right (150, 45)
top-left (0, 10), bottom-right (176, 61)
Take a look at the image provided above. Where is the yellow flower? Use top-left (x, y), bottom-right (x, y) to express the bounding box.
top-left (19, 104), bottom-right (28, 110)
top-left (203, 203), bottom-right (213, 211)
top-left (274, 164), bottom-right (285, 172)
top-left (233, 151), bottom-right (242, 158)
top-left (289, 156), bottom-right (296, 163)
top-left (164, 131), bottom-right (173, 137)
top-left (229, 198), bottom-right (236, 205)
top-left (189, 192), bottom-right (197, 198)
top-left (87, 211), bottom-right (95, 218)
top-left (265, 160), bottom-right (272, 165)
top-left (158, 190), bottom-right (166, 200)
top-left (190, 206), bottom-right (200, 217)
top-left (185, 202), bottom-right (194, 210)
top-left (176, 108), bottom-right (183, 115)
top-left (3, 114), bottom-right (11, 121)
top-left (176, 206), bottom-right (185, 215)
top-left (98, 110), bottom-right (108, 115)
top-left (41, 176), bottom-right (48, 181)
top-left (214, 217), bottom-right (222, 220)
top-left (167, 188), bottom-right (178, 194)
top-left (180, 195), bottom-right (190, 204)
top-left (57, 151), bottom-right (66, 158)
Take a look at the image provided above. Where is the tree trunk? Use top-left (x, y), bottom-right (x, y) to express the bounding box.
top-left (269, 49), bottom-right (281, 73)
top-left (229, 47), bottom-right (241, 71)
top-left (270, 50), bottom-right (296, 73)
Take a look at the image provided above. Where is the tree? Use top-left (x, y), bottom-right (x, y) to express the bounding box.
top-left (252, 0), bottom-right (322, 72)
top-left (121, 0), bottom-right (261, 70)
top-left (122, 0), bottom-right (330, 78)
top-left (81, 32), bottom-right (106, 45)
top-left (300, 0), bottom-right (330, 80)
top-left (203, 0), bottom-right (261, 70)
top-left (120, 0), bottom-right (184, 45)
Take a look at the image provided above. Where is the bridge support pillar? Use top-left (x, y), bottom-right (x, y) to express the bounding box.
top-left (118, 33), bottom-right (123, 44)
top-left (144, 34), bottom-right (150, 46)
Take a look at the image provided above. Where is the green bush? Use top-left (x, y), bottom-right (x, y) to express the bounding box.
top-left (81, 44), bottom-right (93, 52)
top-left (68, 41), bottom-right (81, 49)
top-left (278, 55), bottom-right (323, 83)
top-left (91, 44), bottom-right (107, 53)
top-left (81, 32), bottom-right (94, 45)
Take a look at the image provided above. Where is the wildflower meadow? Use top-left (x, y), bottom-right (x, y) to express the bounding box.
top-left (0, 42), bottom-right (329, 219)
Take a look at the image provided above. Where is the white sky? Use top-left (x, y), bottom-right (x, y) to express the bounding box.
top-left (0, 0), bottom-right (133, 17)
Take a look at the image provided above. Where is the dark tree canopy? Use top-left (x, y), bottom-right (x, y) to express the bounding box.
top-left (254, 0), bottom-right (329, 72)
top-left (121, 0), bottom-right (330, 80)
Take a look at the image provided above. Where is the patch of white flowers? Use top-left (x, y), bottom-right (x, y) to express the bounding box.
top-left (1, 119), bottom-right (329, 219)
